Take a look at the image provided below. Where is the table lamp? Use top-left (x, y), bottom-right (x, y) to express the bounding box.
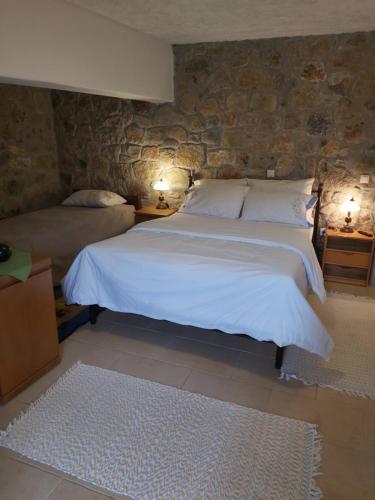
top-left (154, 178), bottom-right (170, 209)
top-left (340, 197), bottom-right (359, 233)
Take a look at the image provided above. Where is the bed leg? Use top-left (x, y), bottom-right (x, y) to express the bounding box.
top-left (275, 346), bottom-right (285, 370)
top-left (89, 305), bottom-right (98, 325)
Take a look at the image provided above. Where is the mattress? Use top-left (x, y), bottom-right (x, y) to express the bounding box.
top-left (63, 213), bottom-right (333, 358)
top-left (0, 204), bottom-right (135, 286)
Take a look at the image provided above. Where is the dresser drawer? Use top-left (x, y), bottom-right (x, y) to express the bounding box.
top-left (326, 236), bottom-right (373, 253)
top-left (324, 249), bottom-right (371, 268)
top-left (324, 264), bottom-right (368, 282)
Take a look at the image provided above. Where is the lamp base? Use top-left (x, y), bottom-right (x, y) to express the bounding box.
top-left (340, 226), bottom-right (354, 233)
top-left (156, 201), bottom-right (169, 209)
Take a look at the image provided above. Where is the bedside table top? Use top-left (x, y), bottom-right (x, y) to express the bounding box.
top-left (325, 228), bottom-right (374, 240)
top-left (135, 205), bottom-right (177, 217)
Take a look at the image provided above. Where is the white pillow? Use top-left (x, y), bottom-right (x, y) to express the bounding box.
top-left (248, 178), bottom-right (315, 195)
top-left (195, 178), bottom-right (248, 187)
top-left (241, 191), bottom-right (317, 227)
top-left (179, 184), bottom-right (249, 219)
top-left (62, 190), bottom-right (126, 208)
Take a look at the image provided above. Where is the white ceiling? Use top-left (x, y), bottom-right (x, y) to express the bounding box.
top-left (66, 0), bottom-right (375, 44)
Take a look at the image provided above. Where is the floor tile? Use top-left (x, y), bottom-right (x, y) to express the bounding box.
top-left (75, 323), bottom-right (175, 362)
top-left (1, 284), bottom-right (374, 499)
top-left (47, 479), bottom-right (112, 499)
top-left (0, 455), bottom-right (60, 500)
top-left (182, 370), bottom-right (271, 411)
top-left (157, 337), bottom-right (240, 377)
top-left (111, 352), bottom-right (191, 388)
top-left (61, 338), bottom-right (123, 370)
top-left (0, 399), bottom-right (28, 430)
top-left (318, 442), bottom-right (375, 500)
top-left (232, 351), bottom-right (317, 397)
top-left (315, 398), bottom-right (367, 451)
top-left (182, 371), bottom-right (226, 400)
top-left (266, 390), bottom-right (319, 424)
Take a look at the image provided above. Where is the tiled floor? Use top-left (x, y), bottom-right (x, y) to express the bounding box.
top-left (1, 285), bottom-right (374, 499)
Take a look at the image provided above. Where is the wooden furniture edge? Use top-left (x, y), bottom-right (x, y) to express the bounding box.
top-left (322, 229), bottom-right (375, 285)
top-left (0, 355), bottom-right (61, 404)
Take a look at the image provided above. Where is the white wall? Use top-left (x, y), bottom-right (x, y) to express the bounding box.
top-left (0, 0), bottom-right (174, 102)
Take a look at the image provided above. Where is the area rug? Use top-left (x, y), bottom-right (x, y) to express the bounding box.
top-left (0, 363), bottom-right (321, 499)
top-left (282, 292), bottom-right (375, 399)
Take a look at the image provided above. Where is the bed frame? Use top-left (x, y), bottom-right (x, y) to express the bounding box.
top-left (275, 181), bottom-right (323, 368)
top-left (89, 182), bottom-right (324, 371)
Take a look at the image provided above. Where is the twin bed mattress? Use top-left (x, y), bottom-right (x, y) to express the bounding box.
top-left (0, 204), bottom-right (135, 286)
top-left (63, 213), bottom-right (333, 358)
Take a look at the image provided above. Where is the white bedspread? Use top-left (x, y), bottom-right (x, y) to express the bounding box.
top-left (64, 214), bottom-right (333, 359)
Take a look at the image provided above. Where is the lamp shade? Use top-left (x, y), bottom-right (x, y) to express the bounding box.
top-left (341, 197), bottom-right (360, 214)
top-left (154, 179), bottom-right (170, 191)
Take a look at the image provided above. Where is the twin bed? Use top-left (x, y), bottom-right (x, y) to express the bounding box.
top-left (63, 178), bottom-right (334, 368)
top-left (0, 193), bottom-right (139, 286)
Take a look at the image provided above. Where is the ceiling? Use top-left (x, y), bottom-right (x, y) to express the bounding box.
top-left (66, 0), bottom-right (375, 44)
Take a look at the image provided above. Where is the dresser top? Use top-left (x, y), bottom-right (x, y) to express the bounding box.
top-left (326, 228), bottom-right (374, 241)
top-left (0, 254), bottom-right (51, 289)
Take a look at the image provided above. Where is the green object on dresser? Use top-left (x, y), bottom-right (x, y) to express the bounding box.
top-left (0, 250), bottom-right (32, 282)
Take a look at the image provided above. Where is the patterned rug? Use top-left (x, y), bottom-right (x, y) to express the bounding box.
top-left (0, 363), bottom-right (321, 499)
top-left (282, 293), bottom-right (375, 399)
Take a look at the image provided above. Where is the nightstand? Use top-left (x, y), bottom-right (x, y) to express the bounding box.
top-left (322, 229), bottom-right (374, 286)
top-left (0, 255), bottom-right (60, 403)
top-left (135, 205), bottom-right (177, 224)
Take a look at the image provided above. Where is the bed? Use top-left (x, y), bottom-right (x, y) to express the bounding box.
top-left (63, 180), bottom-right (334, 368)
top-left (0, 193), bottom-right (139, 286)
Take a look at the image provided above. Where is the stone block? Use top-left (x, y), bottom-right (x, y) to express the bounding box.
top-left (126, 124), bottom-right (144, 144)
top-left (207, 149), bottom-right (236, 167)
top-left (307, 113), bottom-right (329, 135)
top-left (226, 93), bottom-right (248, 112)
top-left (168, 126), bottom-right (188, 142)
top-left (145, 127), bottom-right (167, 145)
top-left (250, 94), bottom-right (277, 113)
top-left (141, 146), bottom-right (159, 160)
top-left (271, 135), bottom-right (295, 153)
top-left (202, 128), bottom-right (221, 146)
top-left (199, 97), bottom-right (219, 116)
top-left (176, 143), bottom-right (206, 169)
top-left (222, 129), bottom-right (248, 148)
top-left (301, 62), bottom-right (326, 81)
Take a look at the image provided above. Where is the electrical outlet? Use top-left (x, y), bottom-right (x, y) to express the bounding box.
top-left (267, 169), bottom-right (275, 178)
top-left (360, 174), bottom-right (370, 184)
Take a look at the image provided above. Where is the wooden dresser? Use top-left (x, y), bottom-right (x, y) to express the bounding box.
top-left (0, 255), bottom-right (60, 403)
top-left (322, 229), bottom-right (375, 286)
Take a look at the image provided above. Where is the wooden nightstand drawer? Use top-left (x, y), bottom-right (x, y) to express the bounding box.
top-left (326, 236), bottom-right (373, 253)
top-left (323, 229), bottom-right (374, 286)
top-left (324, 264), bottom-right (368, 283)
top-left (324, 249), bottom-right (371, 268)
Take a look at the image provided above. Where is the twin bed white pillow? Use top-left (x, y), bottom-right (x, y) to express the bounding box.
top-left (62, 190), bottom-right (126, 208)
top-left (180, 177), bottom-right (316, 226)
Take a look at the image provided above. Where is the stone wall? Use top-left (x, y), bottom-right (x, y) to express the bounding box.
top-left (53, 30), bottom-right (375, 231)
top-left (0, 84), bottom-right (62, 219)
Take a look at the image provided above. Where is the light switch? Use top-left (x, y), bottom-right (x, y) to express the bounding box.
top-left (267, 169), bottom-right (275, 178)
top-left (360, 174), bottom-right (370, 184)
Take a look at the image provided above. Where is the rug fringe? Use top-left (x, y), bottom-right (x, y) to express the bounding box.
top-left (309, 429), bottom-right (323, 499)
top-left (326, 291), bottom-right (375, 302)
top-left (280, 371), bottom-right (375, 400)
top-left (0, 362), bottom-right (83, 440)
